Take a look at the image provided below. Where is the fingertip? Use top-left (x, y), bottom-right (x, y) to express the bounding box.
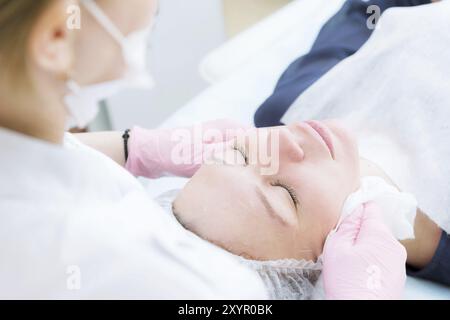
top-left (362, 201), bottom-right (382, 218)
top-left (360, 202), bottom-right (385, 228)
top-left (338, 204), bottom-right (365, 229)
top-left (399, 242), bottom-right (408, 263)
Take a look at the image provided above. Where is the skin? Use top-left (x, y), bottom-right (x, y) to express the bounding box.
top-left (174, 120), bottom-right (361, 261)
top-left (0, 0), bottom-right (158, 145)
top-left (174, 122), bottom-right (442, 267)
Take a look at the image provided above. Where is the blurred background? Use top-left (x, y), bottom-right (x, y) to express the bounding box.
top-left (90, 0), bottom-right (291, 132)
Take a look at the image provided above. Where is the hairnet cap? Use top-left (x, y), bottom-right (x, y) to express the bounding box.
top-left (238, 256), bottom-right (322, 300)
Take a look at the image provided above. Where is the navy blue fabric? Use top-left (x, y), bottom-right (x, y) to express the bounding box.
top-left (254, 0), bottom-right (432, 127)
top-left (407, 230), bottom-right (450, 286)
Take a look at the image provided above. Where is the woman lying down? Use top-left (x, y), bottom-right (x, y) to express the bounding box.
top-left (143, 1), bottom-right (450, 299)
top-left (153, 121), bottom-right (442, 299)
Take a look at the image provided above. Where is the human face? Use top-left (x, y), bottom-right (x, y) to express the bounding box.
top-left (71, 0), bottom-right (158, 85)
top-left (173, 120), bottom-right (360, 262)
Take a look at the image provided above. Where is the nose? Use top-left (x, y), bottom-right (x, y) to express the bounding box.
top-left (275, 127), bottom-right (305, 162)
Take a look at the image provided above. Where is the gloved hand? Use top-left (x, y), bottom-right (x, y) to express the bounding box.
top-left (125, 119), bottom-right (247, 179)
top-left (322, 202), bottom-right (407, 300)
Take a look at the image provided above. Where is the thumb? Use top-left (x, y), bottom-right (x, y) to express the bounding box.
top-left (353, 202), bottom-right (391, 245)
top-left (330, 204), bottom-right (366, 246)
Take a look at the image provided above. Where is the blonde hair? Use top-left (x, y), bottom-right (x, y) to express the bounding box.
top-left (0, 0), bottom-right (55, 88)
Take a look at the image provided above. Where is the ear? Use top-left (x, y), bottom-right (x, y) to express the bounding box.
top-left (28, 0), bottom-right (79, 75)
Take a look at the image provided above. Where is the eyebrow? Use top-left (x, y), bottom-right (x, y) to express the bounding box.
top-left (255, 186), bottom-right (289, 226)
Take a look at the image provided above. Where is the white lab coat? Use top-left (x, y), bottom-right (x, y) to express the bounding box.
top-left (0, 127), bottom-right (267, 299)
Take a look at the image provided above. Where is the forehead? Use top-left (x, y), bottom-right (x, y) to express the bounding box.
top-left (175, 166), bottom-right (246, 236)
top-left (178, 164), bottom-right (258, 217)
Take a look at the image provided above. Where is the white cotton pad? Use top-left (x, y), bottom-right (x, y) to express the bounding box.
top-left (336, 176), bottom-right (418, 240)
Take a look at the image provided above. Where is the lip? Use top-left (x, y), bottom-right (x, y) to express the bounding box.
top-left (305, 120), bottom-right (335, 159)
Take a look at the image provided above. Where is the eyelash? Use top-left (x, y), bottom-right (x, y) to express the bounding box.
top-left (233, 144), bottom-right (248, 164)
top-left (232, 144), bottom-right (298, 209)
top-left (272, 180), bottom-right (299, 209)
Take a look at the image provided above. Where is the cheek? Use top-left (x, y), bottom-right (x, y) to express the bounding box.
top-left (326, 121), bottom-right (360, 181)
top-left (307, 192), bottom-right (342, 232)
top-left (73, 26), bottom-right (126, 84)
top-left (294, 173), bottom-right (345, 235)
top-left (319, 200), bottom-right (342, 230)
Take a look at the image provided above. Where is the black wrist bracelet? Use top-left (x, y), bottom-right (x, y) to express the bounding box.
top-left (122, 129), bottom-right (131, 162)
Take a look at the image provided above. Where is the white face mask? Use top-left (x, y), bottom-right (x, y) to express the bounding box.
top-left (65, 0), bottom-right (155, 128)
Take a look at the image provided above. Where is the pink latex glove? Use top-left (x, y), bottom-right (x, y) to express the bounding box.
top-left (322, 202), bottom-right (407, 300)
top-left (125, 119), bottom-right (247, 179)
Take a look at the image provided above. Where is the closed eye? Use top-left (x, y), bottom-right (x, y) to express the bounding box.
top-left (233, 143), bottom-right (248, 165)
top-left (272, 180), bottom-right (299, 210)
